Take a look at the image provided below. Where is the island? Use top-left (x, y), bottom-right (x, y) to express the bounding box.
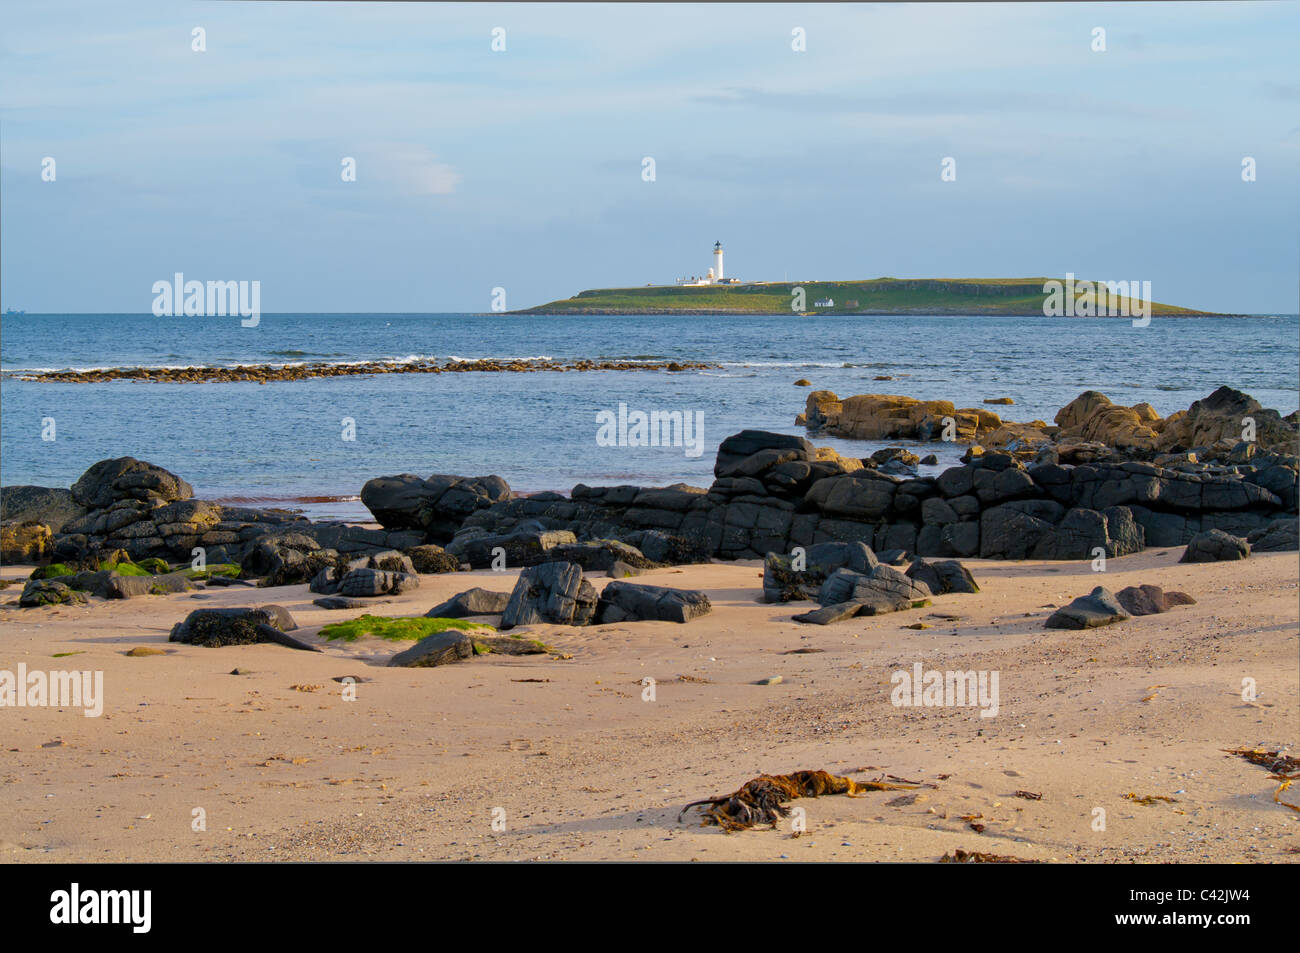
top-left (518, 277), bottom-right (1219, 316)
top-left (517, 242), bottom-right (1220, 316)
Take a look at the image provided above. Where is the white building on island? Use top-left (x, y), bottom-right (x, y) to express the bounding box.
top-left (676, 241), bottom-right (741, 286)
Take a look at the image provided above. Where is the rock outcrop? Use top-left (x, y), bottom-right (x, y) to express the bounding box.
top-left (20, 388), bottom-right (1297, 576)
top-left (1, 485), bottom-right (85, 532)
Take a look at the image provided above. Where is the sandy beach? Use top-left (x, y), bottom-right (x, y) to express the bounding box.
top-left (2, 544), bottom-right (1295, 863)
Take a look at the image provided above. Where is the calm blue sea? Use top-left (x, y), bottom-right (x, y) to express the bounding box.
top-left (2, 313), bottom-right (1297, 520)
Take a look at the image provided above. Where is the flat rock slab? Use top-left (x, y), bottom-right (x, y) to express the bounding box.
top-left (792, 601), bottom-right (862, 625)
top-left (425, 587), bottom-right (511, 618)
top-left (313, 596), bottom-right (377, 610)
top-left (389, 631), bottom-right (474, 667)
top-left (1044, 586), bottom-right (1129, 629)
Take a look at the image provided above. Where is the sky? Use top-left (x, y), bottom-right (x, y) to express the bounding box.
top-left (1, 1), bottom-right (1298, 314)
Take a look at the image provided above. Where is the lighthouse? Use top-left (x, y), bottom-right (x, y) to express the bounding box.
top-left (713, 241), bottom-right (724, 281)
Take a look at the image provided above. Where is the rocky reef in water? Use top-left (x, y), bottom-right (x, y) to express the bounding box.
top-left (800, 385), bottom-right (1298, 458)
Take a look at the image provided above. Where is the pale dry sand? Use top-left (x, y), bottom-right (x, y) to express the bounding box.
top-left (1, 547), bottom-right (1296, 863)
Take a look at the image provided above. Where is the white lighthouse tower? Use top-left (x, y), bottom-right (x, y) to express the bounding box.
top-left (712, 241), bottom-right (724, 282)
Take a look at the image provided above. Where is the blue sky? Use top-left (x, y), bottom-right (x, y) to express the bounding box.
top-left (2, 1), bottom-right (1297, 313)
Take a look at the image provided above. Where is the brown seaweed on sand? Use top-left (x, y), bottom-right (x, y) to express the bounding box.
top-left (940, 848), bottom-right (1039, 864)
top-left (1223, 747), bottom-right (1300, 813)
top-left (678, 769), bottom-right (916, 832)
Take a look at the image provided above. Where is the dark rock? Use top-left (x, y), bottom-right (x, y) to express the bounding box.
top-left (1044, 587), bottom-right (1128, 629)
top-left (980, 506), bottom-right (1053, 559)
top-left (66, 570), bottom-right (155, 600)
top-left (501, 562), bottom-right (598, 628)
top-left (762, 541), bottom-right (878, 603)
top-left (453, 529), bottom-right (578, 569)
top-left (367, 550), bottom-right (416, 574)
top-left (792, 602), bottom-right (863, 625)
top-left (425, 587), bottom-right (512, 618)
top-left (1246, 518), bottom-right (1299, 552)
top-left (906, 559), bottom-right (979, 595)
top-left (71, 457), bottom-right (193, 509)
top-left (19, 579), bottom-right (88, 607)
top-left (714, 430), bottom-right (814, 478)
top-left (168, 607), bottom-right (319, 650)
top-left (1115, 585), bottom-right (1196, 616)
top-left (403, 544), bottom-right (461, 574)
top-left (313, 596), bottom-right (374, 610)
top-left (360, 473), bottom-right (510, 540)
top-left (545, 539), bottom-right (654, 572)
top-left (819, 565), bottom-right (931, 606)
top-left (595, 581), bottom-right (712, 624)
top-left (338, 567), bottom-right (420, 597)
top-left (877, 548), bottom-right (908, 566)
top-left (389, 631), bottom-right (474, 667)
top-left (1180, 529), bottom-right (1250, 563)
top-left (1, 486), bottom-right (86, 532)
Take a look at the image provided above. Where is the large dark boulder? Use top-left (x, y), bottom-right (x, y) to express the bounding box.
top-left (70, 458), bottom-right (193, 509)
top-left (714, 431), bottom-right (815, 478)
top-left (360, 473), bottom-right (510, 541)
top-left (906, 558), bottom-right (979, 594)
top-left (500, 561), bottom-right (597, 628)
top-left (1, 486), bottom-right (86, 532)
top-left (168, 607), bottom-right (318, 650)
top-left (1044, 587), bottom-right (1128, 629)
top-left (1180, 529), bottom-right (1250, 563)
top-left (1246, 518), bottom-right (1299, 552)
top-left (595, 581), bottom-right (712, 624)
top-left (425, 587), bottom-right (512, 618)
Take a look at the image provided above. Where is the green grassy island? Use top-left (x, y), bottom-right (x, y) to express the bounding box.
top-left (517, 277), bottom-right (1219, 317)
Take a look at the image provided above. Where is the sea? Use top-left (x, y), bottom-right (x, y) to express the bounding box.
top-left (2, 313), bottom-right (1296, 521)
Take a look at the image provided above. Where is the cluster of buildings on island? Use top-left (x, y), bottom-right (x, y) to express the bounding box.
top-left (668, 241), bottom-right (839, 308)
